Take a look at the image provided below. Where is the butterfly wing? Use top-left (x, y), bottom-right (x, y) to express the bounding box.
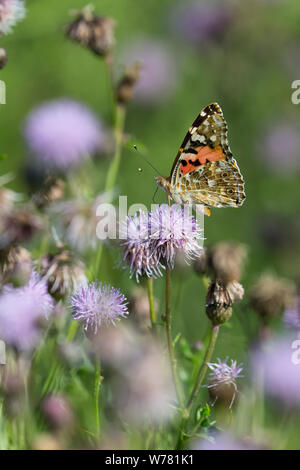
top-left (170, 102), bottom-right (245, 208)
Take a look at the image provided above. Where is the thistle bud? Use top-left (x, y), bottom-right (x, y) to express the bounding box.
top-left (65, 6), bottom-right (115, 57)
top-left (0, 48), bottom-right (7, 69)
top-left (249, 273), bottom-right (296, 323)
top-left (117, 62), bottom-right (141, 105)
top-left (206, 280), bottom-right (232, 325)
top-left (0, 209), bottom-right (42, 250)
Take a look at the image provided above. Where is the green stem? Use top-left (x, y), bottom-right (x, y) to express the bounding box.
top-left (186, 324), bottom-right (219, 412)
top-left (94, 104), bottom-right (126, 276)
top-left (94, 360), bottom-right (101, 438)
top-left (165, 267), bottom-right (183, 408)
top-left (146, 277), bottom-right (156, 331)
top-left (176, 324), bottom-right (219, 449)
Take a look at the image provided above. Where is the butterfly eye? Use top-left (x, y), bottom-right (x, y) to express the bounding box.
top-left (227, 189), bottom-right (233, 194)
top-left (222, 172), bottom-right (228, 177)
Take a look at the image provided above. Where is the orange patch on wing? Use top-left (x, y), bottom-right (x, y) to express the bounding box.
top-left (180, 145), bottom-right (225, 176)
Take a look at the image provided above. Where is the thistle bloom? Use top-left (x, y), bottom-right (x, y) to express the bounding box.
top-left (24, 99), bottom-right (104, 171)
top-left (70, 282), bottom-right (128, 334)
top-left (121, 39), bottom-right (177, 104)
top-left (0, 272), bottom-right (54, 351)
top-left (207, 358), bottom-right (243, 408)
top-left (120, 205), bottom-right (203, 281)
top-left (149, 204), bottom-right (203, 268)
top-left (120, 210), bottom-right (163, 281)
top-left (0, 0), bottom-right (26, 35)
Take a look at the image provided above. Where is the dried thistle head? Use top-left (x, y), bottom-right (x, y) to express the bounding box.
top-left (0, 208), bottom-right (42, 250)
top-left (249, 273), bottom-right (296, 322)
top-left (33, 176), bottom-right (65, 209)
top-left (207, 242), bottom-right (248, 284)
top-left (65, 6), bottom-right (115, 58)
top-left (117, 62), bottom-right (141, 105)
top-left (39, 250), bottom-right (87, 299)
top-left (1, 245), bottom-right (32, 286)
top-left (206, 279), bottom-right (232, 325)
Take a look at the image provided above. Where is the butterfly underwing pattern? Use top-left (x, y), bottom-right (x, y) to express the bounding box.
top-left (155, 103), bottom-right (246, 216)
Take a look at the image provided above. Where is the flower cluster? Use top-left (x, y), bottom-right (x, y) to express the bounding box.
top-left (120, 204), bottom-right (203, 281)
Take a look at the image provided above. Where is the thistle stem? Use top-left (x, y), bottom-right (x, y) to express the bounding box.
top-left (186, 324), bottom-right (219, 413)
top-left (165, 267), bottom-right (183, 408)
top-left (94, 103), bottom-right (126, 276)
top-left (176, 324), bottom-right (219, 449)
top-left (146, 277), bottom-right (156, 331)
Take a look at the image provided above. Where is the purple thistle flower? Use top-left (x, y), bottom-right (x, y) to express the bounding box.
top-left (119, 210), bottom-right (164, 281)
top-left (207, 358), bottom-right (243, 408)
top-left (0, 271), bottom-right (54, 351)
top-left (120, 205), bottom-right (203, 281)
top-left (283, 297), bottom-right (300, 331)
top-left (70, 282), bottom-right (129, 334)
top-left (121, 38), bottom-right (177, 105)
top-left (23, 99), bottom-right (104, 171)
top-left (0, 0), bottom-right (26, 35)
top-left (149, 204), bottom-right (203, 269)
top-left (252, 336), bottom-right (300, 408)
top-left (170, 1), bottom-right (234, 47)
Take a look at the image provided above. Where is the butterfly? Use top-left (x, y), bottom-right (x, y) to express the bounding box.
top-left (155, 103), bottom-right (246, 216)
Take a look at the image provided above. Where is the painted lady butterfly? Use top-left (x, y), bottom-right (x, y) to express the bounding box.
top-left (155, 103), bottom-right (246, 216)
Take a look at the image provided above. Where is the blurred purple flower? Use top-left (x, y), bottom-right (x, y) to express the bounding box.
top-left (259, 121), bottom-right (300, 174)
top-left (42, 394), bottom-right (74, 430)
top-left (0, 0), bottom-right (26, 35)
top-left (252, 336), bottom-right (300, 407)
top-left (284, 298), bottom-right (300, 332)
top-left (149, 204), bottom-right (203, 268)
top-left (24, 99), bottom-right (104, 171)
top-left (121, 39), bottom-right (177, 104)
top-left (170, 1), bottom-right (234, 46)
top-left (194, 433), bottom-right (258, 450)
top-left (0, 271), bottom-right (54, 351)
top-left (70, 282), bottom-right (128, 333)
top-left (114, 340), bottom-right (176, 424)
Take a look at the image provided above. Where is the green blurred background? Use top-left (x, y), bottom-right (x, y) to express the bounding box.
top-left (1, 0), bottom-right (300, 391)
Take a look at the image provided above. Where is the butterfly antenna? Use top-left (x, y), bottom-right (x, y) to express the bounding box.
top-left (152, 185), bottom-right (159, 203)
top-left (133, 145), bottom-right (161, 176)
